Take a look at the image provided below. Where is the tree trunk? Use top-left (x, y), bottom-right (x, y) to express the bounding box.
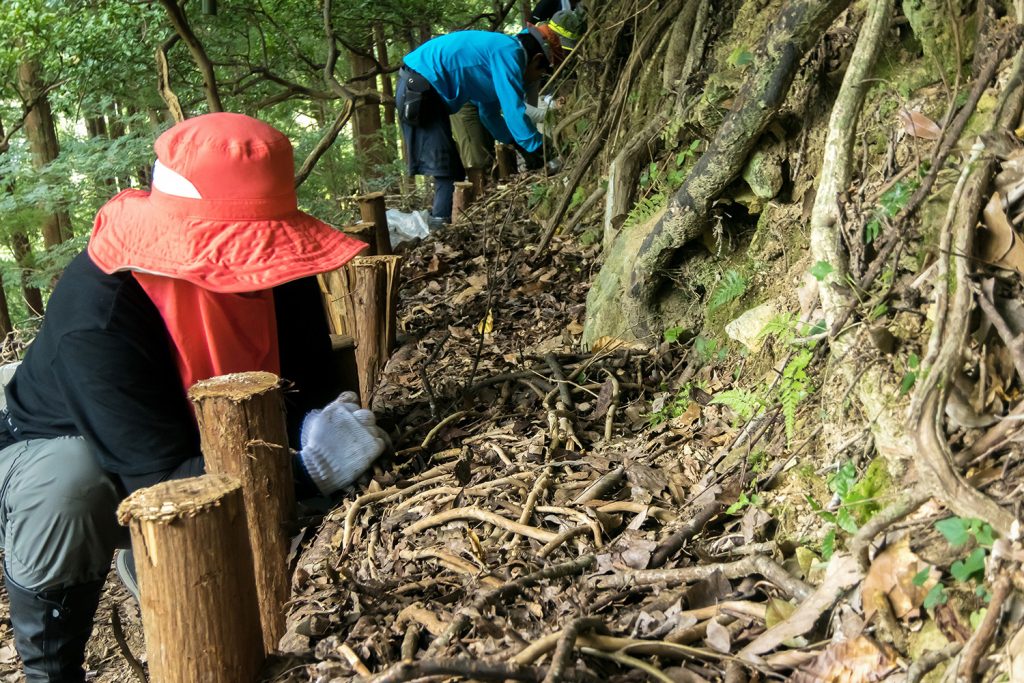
top-left (117, 475), bottom-right (265, 682)
top-left (9, 232), bottom-right (44, 317)
top-left (374, 23), bottom-right (396, 126)
top-left (17, 59), bottom-right (71, 249)
top-left (0, 282), bottom-right (13, 344)
top-left (349, 46), bottom-right (385, 184)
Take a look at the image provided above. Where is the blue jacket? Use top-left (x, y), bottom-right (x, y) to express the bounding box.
top-left (403, 31), bottom-right (543, 152)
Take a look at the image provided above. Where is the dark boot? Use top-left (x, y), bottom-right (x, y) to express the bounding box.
top-left (4, 573), bottom-right (103, 682)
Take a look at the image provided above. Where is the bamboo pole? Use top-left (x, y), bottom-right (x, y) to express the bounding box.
top-left (188, 372), bottom-right (294, 653)
top-left (357, 191), bottom-right (393, 255)
top-left (117, 474), bottom-right (264, 683)
top-left (452, 181), bottom-right (475, 224)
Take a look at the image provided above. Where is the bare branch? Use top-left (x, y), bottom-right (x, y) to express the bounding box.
top-left (157, 0), bottom-right (224, 112)
top-left (294, 100), bottom-right (354, 187)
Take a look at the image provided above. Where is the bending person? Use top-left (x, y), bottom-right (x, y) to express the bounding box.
top-left (0, 113), bottom-right (387, 682)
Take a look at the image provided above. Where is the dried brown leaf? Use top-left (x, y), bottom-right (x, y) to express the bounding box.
top-left (789, 636), bottom-right (897, 683)
top-left (899, 108), bottom-right (942, 140)
top-left (978, 192), bottom-right (1024, 274)
top-left (862, 537), bottom-right (939, 621)
top-left (704, 618), bottom-right (732, 653)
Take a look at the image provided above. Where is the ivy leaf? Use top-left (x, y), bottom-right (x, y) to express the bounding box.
top-left (810, 261), bottom-right (834, 281)
top-left (912, 568), bottom-right (931, 587)
top-left (923, 583), bottom-right (948, 610)
top-left (663, 326), bottom-right (685, 344)
top-left (899, 370), bottom-right (917, 396)
top-left (950, 547), bottom-right (986, 583)
top-left (935, 517), bottom-right (971, 547)
top-left (822, 529), bottom-right (836, 560)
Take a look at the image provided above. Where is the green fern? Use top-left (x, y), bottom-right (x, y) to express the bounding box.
top-left (757, 312), bottom-right (799, 344)
top-left (710, 388), bottom-right (763, 422)
top-left (707, 270), bottom-right (748, 312)
top-left (780, 348), bottom-right (813, 443)
top-left (623, 193), bottom-right (666, 231)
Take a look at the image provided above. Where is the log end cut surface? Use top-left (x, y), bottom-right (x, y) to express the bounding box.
top-left (117, 473), bottom-right (240, 525)
top-left (187, 371), bottom-right (280, 402)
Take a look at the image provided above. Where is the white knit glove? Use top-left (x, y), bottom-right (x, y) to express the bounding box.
top-left (298, 392), bottom-right (387, 495)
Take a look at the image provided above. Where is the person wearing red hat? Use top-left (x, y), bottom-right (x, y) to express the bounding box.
top-left (0, 112), bottom-right (387, 681)
top-left (397, 27), bottom-right (565, 226)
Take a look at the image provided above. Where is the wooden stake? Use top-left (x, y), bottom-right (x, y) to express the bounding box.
top-left (349, 255), bottom-right (401, 406)
top-left (117, 474), bottom-right (264, 683)
top-left (188, 372), bottom-right (294, 654)
top-left (451, 181), bottom-right (475, 224)
top-left (342, 222), bottom-right (377, 256)
top-left (357, 191), bottom-right (393, 255)
top-left (496, 144), bottom-right (518, 179)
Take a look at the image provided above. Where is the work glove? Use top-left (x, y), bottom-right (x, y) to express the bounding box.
top-left (298, 391), bottom-right (388, 495)
top-left (522, 136), bottom-right (558, 172)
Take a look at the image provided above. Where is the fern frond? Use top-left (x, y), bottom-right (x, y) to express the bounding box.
top-left (780, 348), bottom-right (813, 443)
top-left (707, 269), bottom-right (747, 312)
top-left (623, 193), bottom-right (666, 231)
top-left (710, 388), bottom-right (763, 422)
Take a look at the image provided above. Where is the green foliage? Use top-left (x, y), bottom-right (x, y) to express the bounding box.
top-left (780, 348), bottom-right (812, 443)
top-left (864, 178), bottom-right (919, 244)
top-left (694, 335), bottom-right (726, 362)
top-left (568, 186), bottom-right (588, 213)
top-left (707, 269), bottom-right (747, 312)
top-left (710, 387), bottom-right (763, 421)
top-left (727, 46), bottom-right (754, 67)
top-left (923, 516), bottom-right (998, 614)
top-left (898, 353), bottom-right (921, 396)
top-left (623, 193), bottom-right (667, 231)
top-left (663, 325), bottom-right (686, 344)
top-left (726, 491), bottom-right (763, 515)
top-left (810, 261), bottom-right (834, 281)
top-left (647, 384), bottom-right (694, 427)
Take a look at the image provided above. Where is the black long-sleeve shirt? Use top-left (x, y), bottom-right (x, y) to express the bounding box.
top-left (3, 251), bottom-right (341, 478)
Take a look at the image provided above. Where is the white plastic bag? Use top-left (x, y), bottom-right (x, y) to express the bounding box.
top-left (386, 208), bottom-right (432, 246)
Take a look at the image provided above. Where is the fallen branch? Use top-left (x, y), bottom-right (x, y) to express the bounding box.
top-left (430, 555), bottom-right (596, 653)
top-left (543, 617), bottom-right (605, 683)
top-left (739, 553), bottom-right (862, 660)
top-left (403, 506), bottom-right (560, 543)
top-left (649, 495), bottom-right (722, 568)
top-left (957, 574), bottom-right (1013, 681)
top-left (368, 658), bottom-right (543, 683)
top-left (596, 554), bottom-right (812, 600)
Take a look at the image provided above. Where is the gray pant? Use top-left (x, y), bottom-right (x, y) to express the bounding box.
top-left (0, 437), bottom-right (124, 590)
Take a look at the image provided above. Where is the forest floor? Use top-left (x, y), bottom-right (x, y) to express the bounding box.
top-left (4, 99), bottom-right (1024, 682)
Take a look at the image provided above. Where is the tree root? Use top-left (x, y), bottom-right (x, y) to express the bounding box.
top-left (367, 658), bottom-right (544, 683)
top-left (542, 617), bottom-right (606, 683)
top-left (957, 574), bottom-right (1013, 682)
top-left (403, 506), bottom-right (560, 543)
top-left (595, 554), bottom-right (812, 600)
top-left (429, 555), bottom-right (596, 654)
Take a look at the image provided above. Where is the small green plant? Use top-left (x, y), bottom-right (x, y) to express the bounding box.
top-left (663, 325), bottom-right (686, 343)
top-left (694, 335), bottom-right (726, 362)
top-left (726, 491), bottom-right (764, 514)
top-left (727, 46), bottom-right (754, 67)
top-left (675, 139), bottom-right (701, 167)
top-left (710, 387), bottom-right (763, 421)
top-left (780, 349), bottom-right (813, 443)
top-left (623, 193), bottom-right (667, 231)
top-left (707, 269), bottom-right (748, 312)
top-left (647, 385), bottom-right (694, 426)
top-left (810, 261), bottom-right (834, 281)
top-left (864, 178), bottom-right (918, 244)
top-left (528, 183), bottom-right (550, 209)
top-left (898, 353), bottom-right (921, 396)
top-left (567, 186), bottom-right (587, 213)
top-left (808, 460), bottom-right (891, 554)
top-left (914, 517), bottom-right (996, 614)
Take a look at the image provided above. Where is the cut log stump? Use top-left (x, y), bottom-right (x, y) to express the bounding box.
top-left (117, 474), bottom-right (264, 683)
top-left (350, 255), bottom-right (402, 406)
top-left (452, 181), bottom-right (475, 223)
top-left (188, 371), bottom-right (294, 654)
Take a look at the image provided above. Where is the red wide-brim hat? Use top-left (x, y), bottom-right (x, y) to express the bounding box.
top-left (88, 113), bottom-right (367, 293)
